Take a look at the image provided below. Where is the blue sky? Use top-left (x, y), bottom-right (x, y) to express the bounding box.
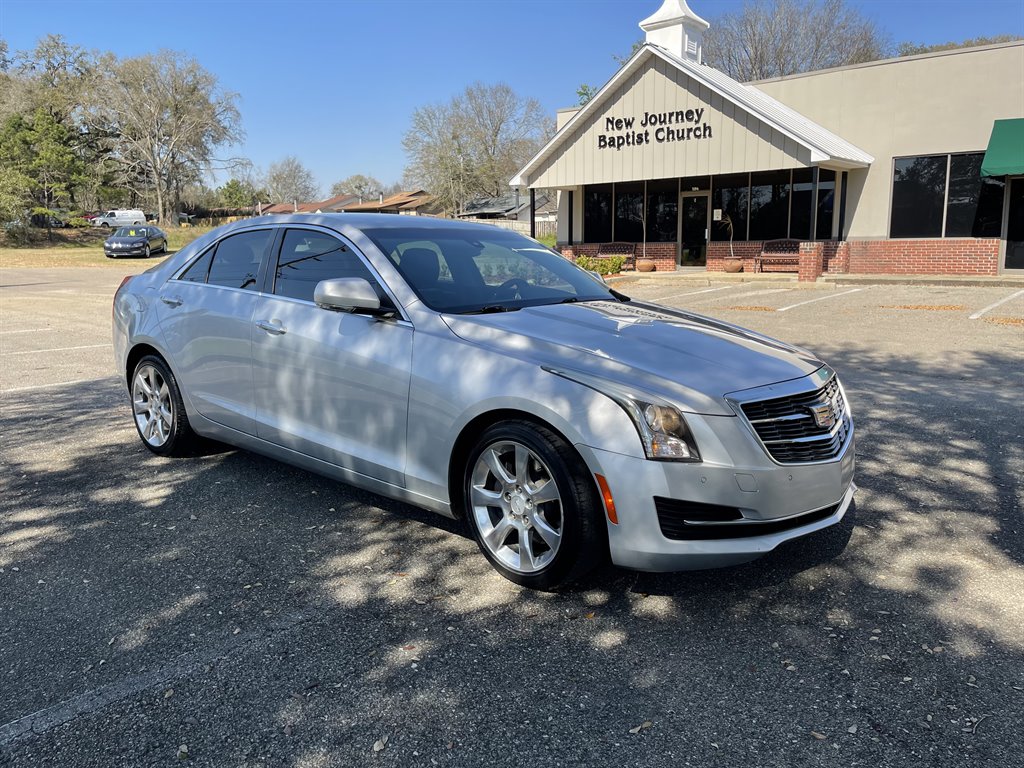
top-left (2, 0), bottom-right (1022, 195)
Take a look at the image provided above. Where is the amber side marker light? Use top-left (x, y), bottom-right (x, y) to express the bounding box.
top-left (595, 474), bottom-right (618, 524)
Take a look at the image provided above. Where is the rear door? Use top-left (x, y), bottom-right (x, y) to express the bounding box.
top-left (251, 226), bottom-right (413, 486)
top-left (157, 227), bottom-right (275, 435)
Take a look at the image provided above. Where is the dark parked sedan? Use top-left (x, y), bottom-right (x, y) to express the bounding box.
top-left (104, 226), bottom-right (168, 258)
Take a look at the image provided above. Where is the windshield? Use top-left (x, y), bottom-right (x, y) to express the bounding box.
top-left (364, 226), bottom-right (624, 314)
top-left (114, 227), bottom-right (144, 237)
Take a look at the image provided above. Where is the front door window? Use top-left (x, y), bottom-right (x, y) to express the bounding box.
top-left (680, 195), bottom-right (709, 266)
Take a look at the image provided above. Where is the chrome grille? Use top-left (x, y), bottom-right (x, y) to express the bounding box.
top-left (740, 376), bottom-right (849, 463)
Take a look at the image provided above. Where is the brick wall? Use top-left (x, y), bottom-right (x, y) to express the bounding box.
top-left (562, 238), bottom-right (1001, 277)
top-left (846, 239), bottom-right (1001, 275)
top-left (798, 242), bottom-right (824, 282)
top-left (706, 241), bottom-right (764, 273)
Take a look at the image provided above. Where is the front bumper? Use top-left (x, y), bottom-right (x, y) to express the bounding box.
top-left (577, 418), bottom-right (856, 571)
top-left (105, 245), bottom-right (147, 256)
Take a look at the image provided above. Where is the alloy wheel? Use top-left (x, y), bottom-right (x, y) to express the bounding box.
top-left (469, 440), bottom-right (564, 573)
top-left (132, 364), bottom-right (173, 447)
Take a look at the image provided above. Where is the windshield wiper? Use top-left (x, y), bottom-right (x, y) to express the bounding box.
top-left (556, 293), bottom-right (629, 305)
top-left (463, 305), bottom-right (521, 314)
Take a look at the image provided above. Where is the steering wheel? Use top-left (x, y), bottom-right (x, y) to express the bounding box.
top-left (493, 277), bottom-right (530, 300)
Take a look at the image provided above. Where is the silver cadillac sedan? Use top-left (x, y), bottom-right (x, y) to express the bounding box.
top-left (113, 214), bottom-right (855, 589)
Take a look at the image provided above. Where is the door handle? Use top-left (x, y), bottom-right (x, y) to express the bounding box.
top-left (160, 295), bottom-right (183, 307)
top-left (256, 319), bottom-right (286, 335)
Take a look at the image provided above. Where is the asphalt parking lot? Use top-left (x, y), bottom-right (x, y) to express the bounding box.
top-left (1, 266), bottom-right (1022, 767)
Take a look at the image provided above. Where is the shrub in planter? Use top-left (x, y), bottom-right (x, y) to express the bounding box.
top-left (575, 254), bottom-right (626, 276)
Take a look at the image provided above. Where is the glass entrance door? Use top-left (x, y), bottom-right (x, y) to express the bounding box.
top-left (1005, 178), bottom-right (1024, 271)
top-left (680, 194), bottom-right (709, 266)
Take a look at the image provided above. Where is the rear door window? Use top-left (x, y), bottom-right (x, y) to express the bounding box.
top-left (206, 230), bottom-right (273, 290)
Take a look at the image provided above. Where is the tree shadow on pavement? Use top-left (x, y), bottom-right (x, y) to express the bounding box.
top-left (0, 343), bottom-right (1021, 767)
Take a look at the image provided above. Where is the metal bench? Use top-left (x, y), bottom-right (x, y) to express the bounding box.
top-left (755, 239), bottom-right (801, 273)
top-left (597, 242), bottom-right (637, 271)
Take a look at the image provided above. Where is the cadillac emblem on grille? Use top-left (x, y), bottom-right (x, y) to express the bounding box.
top-left (807, 401), bottom-right (836, 429)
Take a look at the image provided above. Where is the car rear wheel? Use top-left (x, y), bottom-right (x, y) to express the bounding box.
top-left (131, 355), bottom-right (196, 457)
top-left (464, 421), bottom-right (604, 589)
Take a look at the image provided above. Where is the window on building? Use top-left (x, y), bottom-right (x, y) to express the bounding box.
top-left (583, 184), bottom-right (612, 243)
top-left (790, 168), bottom-right (814, 240)
top-left (711, 174), bottom-right (748, 242)
top-left (680, 175), bottom-right (710, 192)
top-left (614, 181), bottom-right (645, 242)
top-left (890, 156), bottom-right (947, 238)
top-left (946, 153), bottom-right (1004, 238)
top-left (816, 169), bottom-right (837, 240)
top-left (749, 170), bottom-right (791, 241)
top-left (646, 178), bottom-right (678, 243)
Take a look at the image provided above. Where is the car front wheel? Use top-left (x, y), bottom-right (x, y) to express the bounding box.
top-left (144, 244), bottom-right (151, 258)
top-left (131, 355), bottom-right (196, 456)
top-left (464, 421), bottom-right (604, 589)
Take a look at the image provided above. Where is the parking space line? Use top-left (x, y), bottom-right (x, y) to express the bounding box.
top-left (698, 288), bottom-right (792, 302)
top-left (650, 285), bottom-right (736, 301)
top-left (968, 288), bottom-right (1024, 320)
top-left (777, 288), bottom-right (864, 312)
top-left (0, 375), bottom-right (118, 394)
top-left (3, 343), bottom-right (111, 357)
top-left (0, 328), bottom-right (54, 334)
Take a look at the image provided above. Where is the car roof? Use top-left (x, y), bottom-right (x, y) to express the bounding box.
top-left (240, 213), bottom-right (514, 237)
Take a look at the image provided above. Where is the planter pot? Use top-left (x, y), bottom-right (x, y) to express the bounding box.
top-left (636, 258), bottom-right (656, 273)
top-left (723, 258), bottom-right (744, 273)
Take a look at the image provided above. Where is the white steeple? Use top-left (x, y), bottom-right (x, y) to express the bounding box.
top-left (639, 0), bottom-right (710, 64)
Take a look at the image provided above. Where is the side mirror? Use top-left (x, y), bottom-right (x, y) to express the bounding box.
top-left (314, 277), bottom-right (391, 316)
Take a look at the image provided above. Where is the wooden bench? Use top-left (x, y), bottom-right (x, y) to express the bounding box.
top-left (754, 239), bottom-right (801, 273)
top-left (597, 241), bottom-right (637, 271)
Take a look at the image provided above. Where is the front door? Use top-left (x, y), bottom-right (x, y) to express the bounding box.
top-left (680, 194), bottom-right (709, 266)
top-left (251, 227), bottom-right (413, 487)
top-left (1004, 178), bottom-right (1024, 271)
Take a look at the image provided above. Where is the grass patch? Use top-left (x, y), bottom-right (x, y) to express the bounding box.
top-left (0, 226), bottom-right (215, 268)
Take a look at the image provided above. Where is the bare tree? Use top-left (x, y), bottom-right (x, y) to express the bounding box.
top-left (704, 0), bottom-right (890, 82)
top-left (330, 174), bottom-right (382, 201)
top-left (897, 35), bottom-right (1021, 57)
top-left (403, 82), bottom-right (552, 214)
top-left (265, 156), bottom-right (320, 205)
top-left (84, 51), bottom-right (241, 223)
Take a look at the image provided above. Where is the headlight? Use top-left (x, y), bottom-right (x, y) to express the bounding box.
top-left (545, 368), bottom-right (701, 462)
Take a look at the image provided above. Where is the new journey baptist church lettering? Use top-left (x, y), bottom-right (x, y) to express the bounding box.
top-left (597, 107), bottom-right (712, 150)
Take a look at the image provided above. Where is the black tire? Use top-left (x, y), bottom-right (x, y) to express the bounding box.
top-left (130, 354), bottom-right (196, 457)
top-left (463, 420), bottom-right (604, 590)
top-left (143, 243), bottom-right (151, 258)
top-left (101, 222), bottom-right (110, 228)
top-left (160, 239), bottom-right (168, 253)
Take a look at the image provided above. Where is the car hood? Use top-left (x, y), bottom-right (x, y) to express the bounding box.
top-left (442, 300), bottom-right (822, 416)
top-left (106, 236), bottom-right (146, 244)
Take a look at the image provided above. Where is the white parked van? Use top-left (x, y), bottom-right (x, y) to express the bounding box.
top-left (93, 209), bottom-right (147, 227)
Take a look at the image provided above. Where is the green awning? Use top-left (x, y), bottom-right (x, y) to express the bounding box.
top-left (981, 118), bottom-right (1024, 177)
